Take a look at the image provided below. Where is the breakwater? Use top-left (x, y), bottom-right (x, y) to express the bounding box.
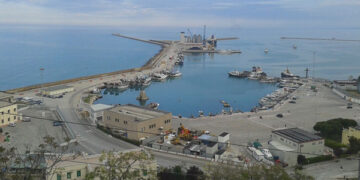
top-left (6, 39), bottom-right (167, 93)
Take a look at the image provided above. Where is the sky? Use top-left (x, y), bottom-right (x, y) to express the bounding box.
top-left (0, 0), bottom-right (360, 29)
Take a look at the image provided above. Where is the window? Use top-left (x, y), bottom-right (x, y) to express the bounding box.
top-left (149, 124), bottom-right (156, 129)
top-left (67, 172), bottom-right (71, 179)
top-left (280, 138), bottom-right (284, 141)
top-left (107, 116), bottom-right (110, 120)
top-left (14, 108), bottom-right (16, 112)
top-left (8, 118), bottom-right (10, 122)
top-left (318, 141), bottom-right (323, 144)
top-left (57, 174), bottom-right (61, 180)
top-left (124, 121), bottom-right (128, 124)
top-left (293, 143), bottom-right (296, 147)
top-left (115, 118), bottom-right (119, 122)
top-left (77, 170), bottom-right (81, 177)
top-left (7, 110), bottom-right (10, 113)
top-left (14, 116), bottom-right (16, 120)
top-left (164, 119), bottom-right (170, 124)
top-left (1, 120), bottom-right (3, 124)
top-left (1, 112), bottom-right (3, 115)
top-left (300, 144), bottom-right (304, 147)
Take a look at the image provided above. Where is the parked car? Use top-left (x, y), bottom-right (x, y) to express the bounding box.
top-left (53, 121), bottom-right (64, 126)
top-left (289, 100), bottom-right (296, 104)
top-left (9, 123), bottom-right (16, 127)
top-left (23, 117), bottom-right (31, 122)
top-left (347, 103), bottom-right (353, 109)
top-left (276, 114), bottom-right (283, 118)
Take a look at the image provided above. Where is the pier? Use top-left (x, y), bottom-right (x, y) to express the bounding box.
top-left (281, 37), bottom-right (360, 42)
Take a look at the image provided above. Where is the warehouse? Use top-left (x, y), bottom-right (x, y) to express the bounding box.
top-left (103, 104), bottom-right (172, 140)
top-left (269, 128), bottom-right (325, 166)
top-left (41, 85), bottom-right (74, 97)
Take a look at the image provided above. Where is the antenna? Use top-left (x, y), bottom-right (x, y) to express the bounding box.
top-left (312, 51), bottom-right (316, 79)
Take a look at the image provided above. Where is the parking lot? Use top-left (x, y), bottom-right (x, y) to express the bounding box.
top-left (1, 106), bottom-right (68, 153)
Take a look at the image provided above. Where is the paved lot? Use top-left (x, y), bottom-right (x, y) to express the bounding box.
top-left (2, 107), bottom-right (68, 153)
top-left (173, 81), bottom-right (360, 147)
top-left (301, 157), bottom-right (358, 179)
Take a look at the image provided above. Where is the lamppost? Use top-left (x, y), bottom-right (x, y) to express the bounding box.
top-left (40, 67), bottom-right (44, 101)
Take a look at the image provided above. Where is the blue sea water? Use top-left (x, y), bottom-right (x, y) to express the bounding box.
top-left (1, 26), bottom-right (360, 116)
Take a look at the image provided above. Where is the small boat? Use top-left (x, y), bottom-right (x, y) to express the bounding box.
top-left (152, 73), bottom-right (168, 81)
top-left (293, 45), bottom-right (297, 49)
top-left (147, 102), bottom-right (159, 109)
top-left (264, 48), bottom-right (269, 54)
top-left (169, 71), bottom-right (182, 77)
top-left (141, 77), bottom-right (152, 87)
top-left (117, 84), bottom-right (129, 90)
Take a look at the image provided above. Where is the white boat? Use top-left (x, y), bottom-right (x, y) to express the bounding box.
top-left (147, 102), bottom-right (159, 109)
top-left (169, 71), bottom-right (182, 77)
top-left (142, 77), bottom-right (152, 86)
top-left (117, 84), bottom-right (129, 90)
top-left (264, 48), bottom-right (269, 53)
top-left (152, 73), bottom-right (167, 81)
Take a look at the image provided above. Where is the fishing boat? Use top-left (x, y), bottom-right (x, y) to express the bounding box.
top-left (147, 102), bottom-right (159, 109)
top-left (152, 73), bottom-right (167, 81)
top-left (169, 71), bottom-right (182, 77)
top-left (281, 68), bottom-right (299, 79)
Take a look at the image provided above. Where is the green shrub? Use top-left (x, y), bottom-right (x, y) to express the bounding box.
top-left (306, 155), bottom-right (333, 164)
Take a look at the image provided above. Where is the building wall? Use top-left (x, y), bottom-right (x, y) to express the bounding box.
top-left (342, 127), bottom-right (360, 145)
top-left (0, 104), bottom-right (19, 127)
top-left (269, 143), bottom-right (298, 166)
top-left (48, 163), bottom-right (87, 180)
top-left (271, 133), bottom-right (324, 158)
top-left (42, 87), bottom-right (74, 96)
top-left (103, 110), bottom-right (172, 140)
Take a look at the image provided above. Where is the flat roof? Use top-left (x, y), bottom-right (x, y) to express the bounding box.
top-left (219, 132), bottom-right (229, 137)
top-left (91, 104), bottom-right (114, 112)
top-left (0, 101), bottom-right (14, 108)
top-left (272, 128), bottom-right (323, 143)
top-left (0, 92), bottom-right (13, 99)
top-left (43, 85), bottom-right (73, 92)
top-left (108, 104), bottom-right (170, 122)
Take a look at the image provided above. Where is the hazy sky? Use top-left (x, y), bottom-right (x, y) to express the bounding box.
top-left (0, 0), bottom-right (359, 28)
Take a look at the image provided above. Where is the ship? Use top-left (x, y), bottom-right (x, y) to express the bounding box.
top-left (281, 68), bottom-right (299, 79)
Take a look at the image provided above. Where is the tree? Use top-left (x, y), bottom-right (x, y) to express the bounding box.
top-left (186, 166), bottom-right (205, 180)
top-left (313, 118), bottom-right (357, 141)
top-left (297, 155), bottom-right (307, 165)
top-left (0, 135), bottom-right (77, 180)
top-left (158, 166), bottom-right (185, 180)
top-left (86, 150), bottom-right (157, 180)
top-left (347, 137), bottom-right (360, 154)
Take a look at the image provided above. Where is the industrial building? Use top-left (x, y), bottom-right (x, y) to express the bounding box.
top-left (103, 104), bottom-right (172, 141)
top-left (269, 128), bottom-right (325, 166)
top-left (333, 80), bottom-right (358, 91)
top-left (342, 126), bottom-right (360, 145)
top-left (41, 85), bottom-right (74, 96)
top-left (89, 103), bottom-right (114, 125)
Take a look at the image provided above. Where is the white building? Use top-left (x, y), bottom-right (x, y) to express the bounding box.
top-left (89, 104), bottom-right (114, 125)
top-left (269, 128), bottom-right (325, 166)
top-left (180, 32), bottom-right (185, 43)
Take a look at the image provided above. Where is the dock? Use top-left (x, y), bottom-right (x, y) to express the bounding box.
top-left (182, 49), bottom-right (241, 53)
top-left (281, 37), bottom-right (360, 42)
top-left (112, 33), bottom-right (168, 46)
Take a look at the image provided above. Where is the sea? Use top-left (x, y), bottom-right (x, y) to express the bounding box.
top-left (1, 25), bottom-right (360, 116)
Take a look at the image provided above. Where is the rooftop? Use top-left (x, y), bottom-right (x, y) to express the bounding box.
top-left (0, 101), bottom-right (14, 108)
top-left (198, 134), bottom-right (217, 142)
top-left (43, 85), bottom-right (73, 92)
top-left (108, 104), bottom-right (170, 122)
top-left (91, 104), bottom-right (114, 112)
top-left (219, 132), bottom-right (229, 137)
top-left (0, 91), bottom-right (13, 100)
top-left (272, 128), bottom-right (323, 143)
